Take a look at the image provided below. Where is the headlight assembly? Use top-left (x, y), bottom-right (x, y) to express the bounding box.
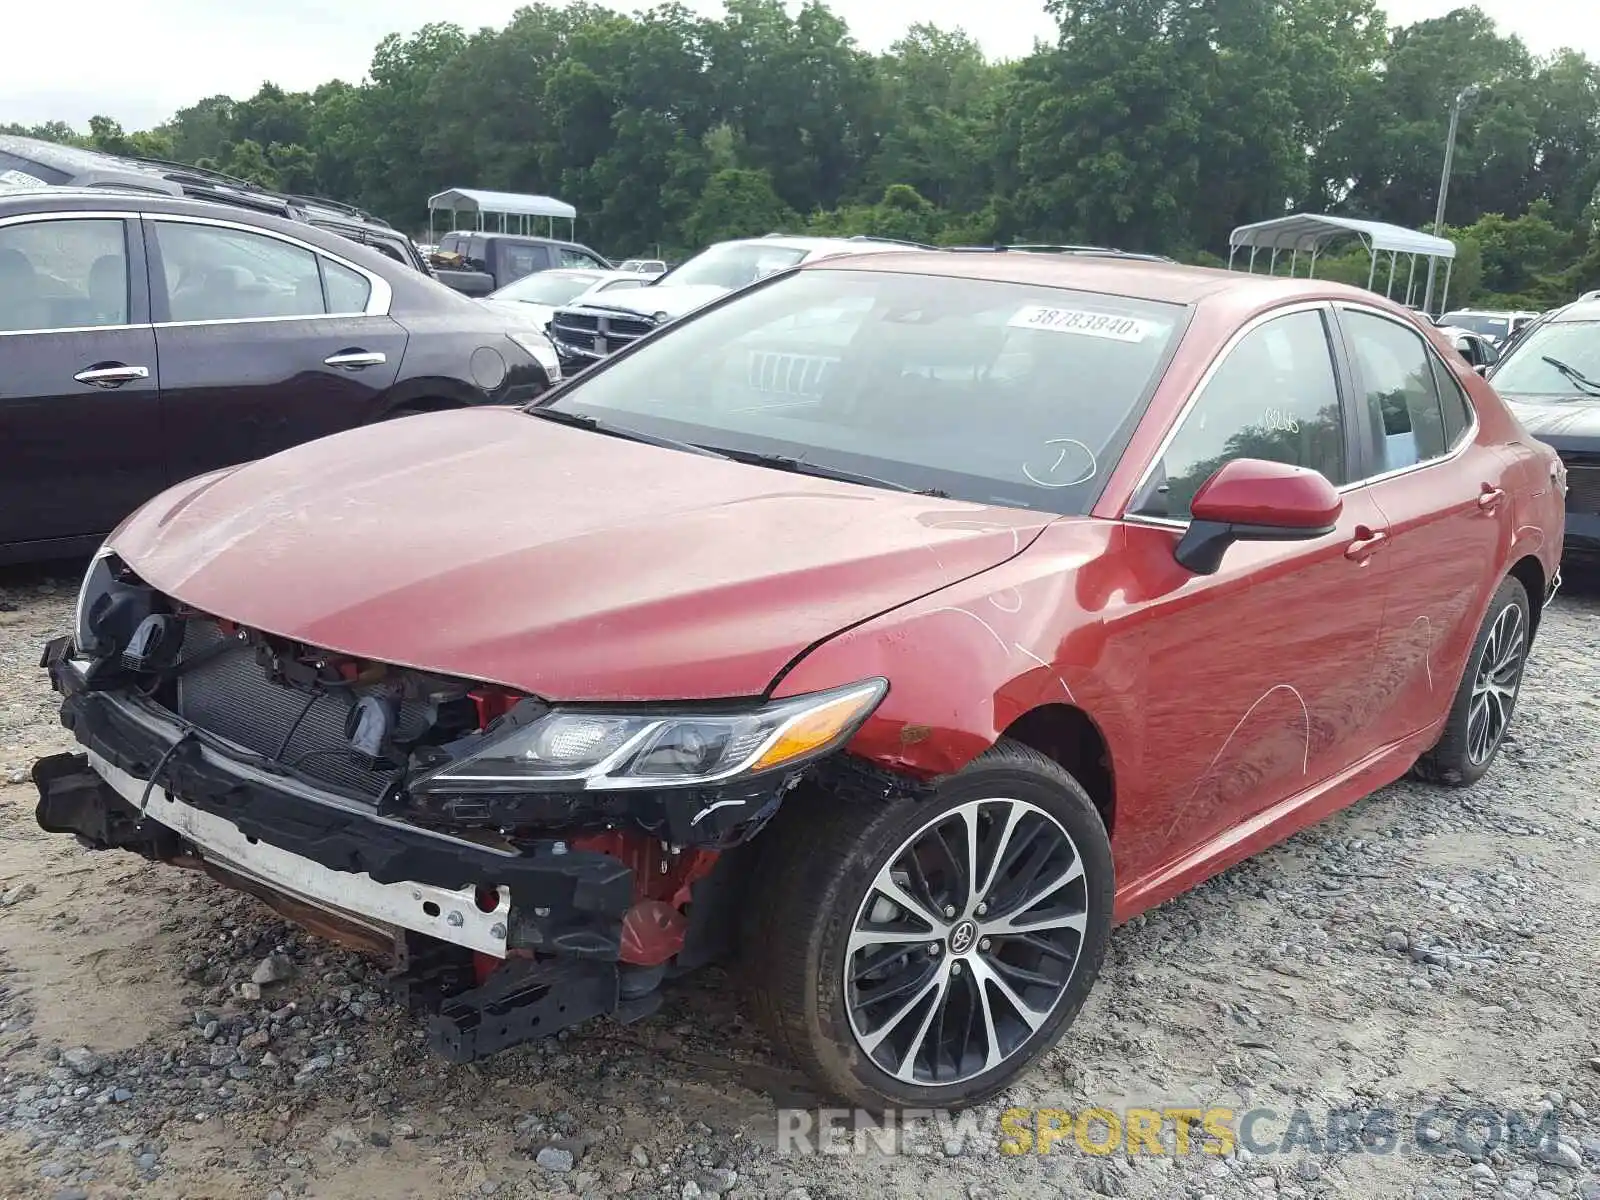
top-left (73, 543), bottom-right (118, 657)
top-left (414, 678), bottom-right (887, 793)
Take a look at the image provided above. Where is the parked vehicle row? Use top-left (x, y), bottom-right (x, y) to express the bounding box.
top-left (548, 235), bottom-right (917, 371)
top-left (0, 185), bottom-right (560, 563)
top-left (427, 231), bottom-right (612, 296)
top-left (1486, 295), bottom-right (1600, 564)
top-left (546, 235), bottom-right (1173, 375)
top-left (477, 267), bottom-right (655, 331)
top-left (1440, 307), bottom-right (1541, 348)
top-left (1, 135), bottom-right (433, 275)
top-left (35, 244), bottom-right (1562, 1113)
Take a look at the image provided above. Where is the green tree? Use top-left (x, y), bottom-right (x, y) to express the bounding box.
top-left (684, 167), bottom-right (796, 245)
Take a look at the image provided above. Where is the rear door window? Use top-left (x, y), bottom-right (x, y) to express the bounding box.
top-left (0, 217), bottom-right (130, 332)
top-left (323, 260), bottom-right (372, 314)
top-left (1342, 310), bottom-right (1451, 476)
top-left (154, 221), bottom-right (325, 322)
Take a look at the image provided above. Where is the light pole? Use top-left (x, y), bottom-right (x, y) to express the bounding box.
top-left (1422, 83), bottom-right (1480, 316)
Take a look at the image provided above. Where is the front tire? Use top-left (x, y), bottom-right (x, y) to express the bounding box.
top-left (1413, 575), bottom-right (1531, 787)
top-left (744, 740), bottom-right (1113, 1111)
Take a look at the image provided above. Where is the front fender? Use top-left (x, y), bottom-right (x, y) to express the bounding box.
top-left (771, 519), bottom-right (1141, 787)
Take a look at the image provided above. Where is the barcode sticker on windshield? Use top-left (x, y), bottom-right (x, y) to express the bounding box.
top-left (1008, 305), bottom-right (1155, 342)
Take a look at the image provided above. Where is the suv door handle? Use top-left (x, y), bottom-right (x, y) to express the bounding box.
top-left (1477, 485), bottom-right (1505, 511)
top-left (1344, 528), bottom-right (1389, 561)
top-left (73, 364), bottom-right (149, 388)
top-left (324, 350), bottom-right (386, 370)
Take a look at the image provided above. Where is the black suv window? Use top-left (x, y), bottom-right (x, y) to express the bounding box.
top-left (502, 243), bottom-right (547, 280)
top-left (560, 246), bottom-right (604, 269)
top-left (0, 217), bottom-right (129, 333)
top-left (1133, 309), bottom-right (1346, 520)
top-left (1343, 310), bottom-right (1452, 476)
top-left (153, 221), bottom-right (333, 322)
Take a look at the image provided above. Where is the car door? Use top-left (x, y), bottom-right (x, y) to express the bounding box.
top-left (1332, 304), bottom-right (1511, 739)
top-left (143, 215), bottom-right (408, 482)
top-left (1120, 304), bottom-right (1392, 855)
top-left (0, 212), bottom-right (166, 550)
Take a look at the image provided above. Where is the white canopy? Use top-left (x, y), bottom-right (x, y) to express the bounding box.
top-left (1227, 212), bottom-right (1458, 314)
top-left (428, 188), bottom-right (577, 222)
top-left (1229, 213), bottom-right (1456, 260)
top-left (426, 188), bottom-right (579, 242)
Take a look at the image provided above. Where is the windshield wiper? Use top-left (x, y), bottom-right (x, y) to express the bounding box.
top-left (523, 407), bottom-right (731, 459)
top-left (1540, 355), bottom-right (1600, 396)
top-left (705, 446), bottom-right (949, 497)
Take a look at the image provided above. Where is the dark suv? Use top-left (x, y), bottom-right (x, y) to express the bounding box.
top-left (430, 231), bottom-right (612, 296)
top-left (0, 135), bottom-right (432, 275)
top-left (0, 185), bottom-right (561, 563)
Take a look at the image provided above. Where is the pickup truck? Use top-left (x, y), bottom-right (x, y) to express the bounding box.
top-left (431, 232), bottom-right (613, 296)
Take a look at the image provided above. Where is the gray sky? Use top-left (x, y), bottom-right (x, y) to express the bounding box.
top-left (6, 0), bottom-right (1598, 131)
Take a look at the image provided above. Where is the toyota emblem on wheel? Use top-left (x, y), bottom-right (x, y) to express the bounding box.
top-left (948, 919), bottom-right (978, 955)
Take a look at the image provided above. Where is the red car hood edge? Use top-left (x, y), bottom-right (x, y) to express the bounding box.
top-left (109, 408), bottom-right (1053, 702)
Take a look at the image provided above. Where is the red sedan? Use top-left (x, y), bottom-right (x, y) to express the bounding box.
top-left (36, 251), bottom-right (1565, 1112)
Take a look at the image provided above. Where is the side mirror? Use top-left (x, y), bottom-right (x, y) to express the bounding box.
top-left (1473, 363), bottom-right (1488, 376)
top-left (1174, 459), bottom-right (1342, 575)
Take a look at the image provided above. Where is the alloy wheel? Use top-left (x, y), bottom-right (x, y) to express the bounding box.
top-left (1467, 601), bottom-right (1527, 766)
top-left (843, 798), bottom-right (1090, 1086)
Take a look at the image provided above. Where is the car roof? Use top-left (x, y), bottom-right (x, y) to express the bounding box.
top-left (801, 249), bottom-right (1394, 309)
top-left (0, 185), bottom-right (407, 265)
top-left (1, 136), bottom-right (402, 239)
top-left (721, 235), bottom-right (915, 256)
top-left (1549, 299), bottom-right (1600, 323)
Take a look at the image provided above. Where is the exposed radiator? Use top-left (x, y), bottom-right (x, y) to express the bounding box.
top-left (171, 621), bottom-right (429, 800)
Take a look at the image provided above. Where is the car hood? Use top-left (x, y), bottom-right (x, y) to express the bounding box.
top-left (1500, 394), bottom-right (1600, 446)
top-left (110, 409), bottom-right (1050, 702)
top-left (582, 283), bottom-right (731, 320)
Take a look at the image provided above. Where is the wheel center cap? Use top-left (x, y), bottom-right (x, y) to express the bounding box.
top-left (948, 919), bottom-right (979, 956)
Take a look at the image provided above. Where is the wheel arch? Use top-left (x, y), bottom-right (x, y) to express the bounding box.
top-left (999, 704), bottom-right (1116, 838)
top-left (1507, 553), bottom-right (1545, 641)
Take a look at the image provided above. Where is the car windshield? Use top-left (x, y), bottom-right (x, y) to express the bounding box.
top-left (490, 270), bottom-right (604, 305)
top-left (1490, 320), bottom-right (1600, 398)
top-left (539, 268), bottom-right (1185, 513)
top-left (1441, 312), bottom-right (1512, 339)
top-left (661, 243), bottom-right (810, 290)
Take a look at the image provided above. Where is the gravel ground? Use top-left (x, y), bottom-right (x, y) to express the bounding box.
top-left (1, 560), bottom-right (1598, 1200)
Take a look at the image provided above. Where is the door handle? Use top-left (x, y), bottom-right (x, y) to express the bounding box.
top-left (73, 364), bottom-right (149, 388)
top-left (1477, 485), bottom-right (1505, 511)
top-left (324, 350), bottom-right (387, 370)
top-left (1344, 528), bottom-right (1389, 561)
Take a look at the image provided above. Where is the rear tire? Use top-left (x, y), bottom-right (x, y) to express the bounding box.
top-left (743, 739), bottom-right (1113, 1112)
top-left (1412, 575), bottom-right (1530, 787)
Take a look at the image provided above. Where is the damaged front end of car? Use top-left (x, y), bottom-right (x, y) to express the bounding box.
top-left (34, 551), bottom-right (893, 1061)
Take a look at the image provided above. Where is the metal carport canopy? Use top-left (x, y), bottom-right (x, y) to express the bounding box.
top-left (1228, 213), bottom-right (1455, 260)
top-left (428, 188), bottom-right (577, 222)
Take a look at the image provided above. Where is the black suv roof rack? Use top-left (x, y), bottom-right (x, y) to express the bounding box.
top-left (128, 155), bottom-right (256, 189)
top-left (283, 192), bottom-right (387, 225)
